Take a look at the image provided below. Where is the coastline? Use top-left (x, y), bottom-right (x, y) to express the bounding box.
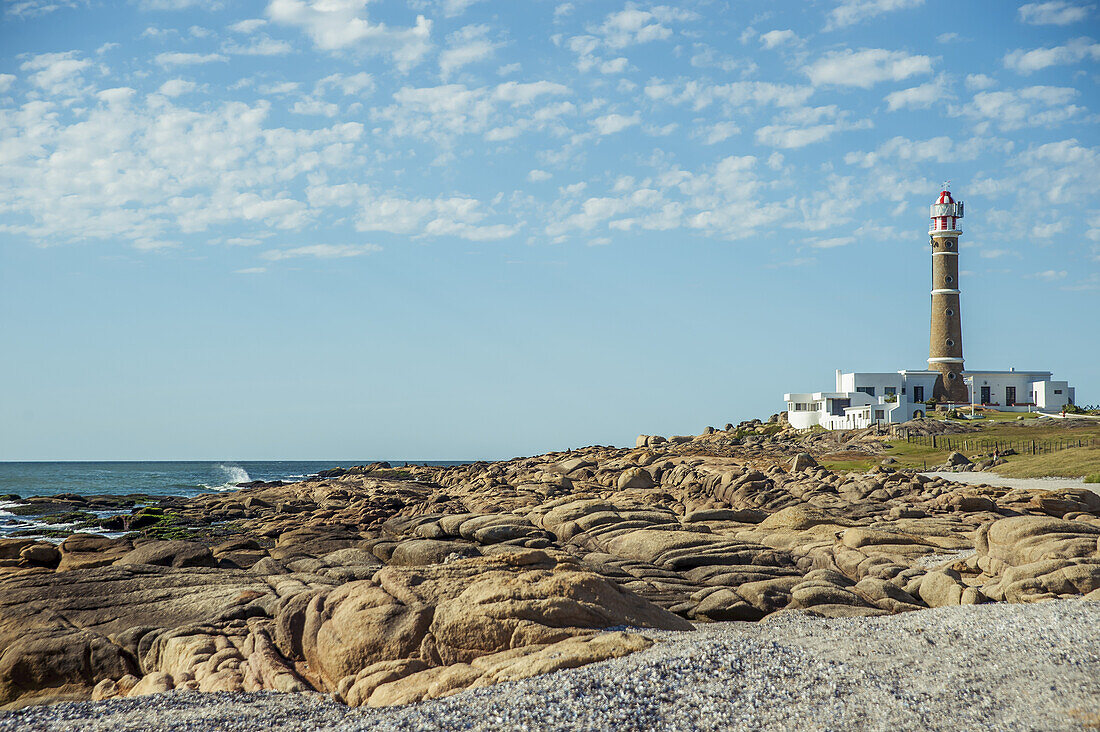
top-left (1, 417), bottom-right (1098, 722)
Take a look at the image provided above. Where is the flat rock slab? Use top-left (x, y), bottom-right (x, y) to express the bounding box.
top-left (2, 600), bottom-right (1097, 732)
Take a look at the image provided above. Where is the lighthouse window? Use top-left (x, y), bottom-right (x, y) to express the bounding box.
top-left (946, 308), bottom-right (954, 316)
top-left (946, 339), bottom-right (955, 347)
top-left (945, 275), bottom-right (954, 284)
top-left (948, 373), bottom-right (957, 380)
top-left (945, 240), bottom-right (954, 250)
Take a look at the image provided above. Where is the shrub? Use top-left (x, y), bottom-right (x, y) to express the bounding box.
top-left (1085, 473), bottom-right (1100, 484)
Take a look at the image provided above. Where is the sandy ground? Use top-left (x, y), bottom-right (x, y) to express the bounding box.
top-left (2, 600), bottom-right (1097, 732)
top-left (922, 471), bottom-right (1093, 493)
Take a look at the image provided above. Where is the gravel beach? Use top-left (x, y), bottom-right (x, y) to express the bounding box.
top-left (4, 600), bottom-right (1097, 732)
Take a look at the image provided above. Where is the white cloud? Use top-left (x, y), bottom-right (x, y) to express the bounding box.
top-left (760, 29), bottom-right (798, 49)
top-left (756, 124), bottom-right (838, 148)
top-left (1003, 36), bottom-right (1100, 73)
top-left (266, 0), bottom-right (432, 71)
top-left (885, 77), bottom-right (950, 110)
top-left (825, 0), bottom-right (924, 30)
top-left (965, 73), bottom-right (996, 90)
top-left (492, 81), bottom-right (569, 105)
top-left (591, 112), bottom-right (639, 135)
top-left (4, 0), bottom-right (87, 17)
top-left (136, 0), bottom-right (223, 9)
top-left (157, 79), bottom-right (197, 97)
top-left (1030, 269), bottom-right (1068, 280)
top-left (1018, 1), bottom-right (1093, 25)
top-left (936, 32), bottom-right (960, 43)
top-left (595, 4), bottom-right (697, 49)
top-left (223, 36), bottom-right (294, 56)
top-left (963, 86), bottom-right (1085, 130)
top-left (808, 236), bottom-right (855, 248)
top-left (20, 51), bottom-right (91, 95)
top-left (0, 74), bottom-right (15, 93)
top-left (697, 121), bottom-right (740, 145)
top-left (527, 169), bottom-right (552, 181)
top-left (235, 266), bottom-right (267, 273)
top-left (155, 52), bottom-right (228, 66)
top-left (804, 49), bottom-right (933, 88)
top-left (291, 98), bottom-right (339, 116)
top-left (262, 243), bottom-right (380, 260)
top-left (316, 72), bottom-right (375, 96)
top-left (439, 24), bottom-right (499, 80)
top-left (229, 18), bottom-right (266, 32)
top-left (442, 0), bottom-right (484, 17)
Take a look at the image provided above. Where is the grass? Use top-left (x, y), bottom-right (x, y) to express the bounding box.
top-left (817, 410), bottom-right (1100, 476)
top-left (992, 445), bottom-right (1100, 479)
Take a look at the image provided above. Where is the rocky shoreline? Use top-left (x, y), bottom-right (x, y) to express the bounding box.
top-left (1, 417), bottom-right (1098, 718)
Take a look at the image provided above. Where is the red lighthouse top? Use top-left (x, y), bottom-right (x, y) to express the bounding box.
top-left (930, 184), bottom-right (963, 234)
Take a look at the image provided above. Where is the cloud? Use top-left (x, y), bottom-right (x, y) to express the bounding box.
top-left (760, 29), bottom-right (798, 49)
top-left (885, 76), bottom-right (950, 111)
top-left (1018, 1), bottom-right (1093, 25)
top-left (266, 0), bottom-right (432, 71)
top-left (804, 49), bottom-right (933, 88)
top-left (965, 73), bottom-right (996, 90)
top-left (157, 79), bottom-right (197, 97)
top-left (808, 236), bottom-right (855, 248)
top-left (223, 36), bottom-right (294, 56)
top-left (825, 0), bottom-right (924, 30)
top-left (442, 0), bottom-right (485, 17)
top-left (492, 80), bottom-right (569, 105)
top-left (261, 243), bottom-right (380, 260)
top-left (594, 4), bottom-right (697, 49)
top-left (591, 112), bottom-right (640, 135)
top-left (155, 52), bottom-right (228, 66)
top-left (135, 0), bottom-right (223, 9)
top-left (963, 86), bottom-right (1085, 130)
top-left (439, 24), bottom-right (499, 80)
top-left (527, 169), bottom-right (552, 181)
top-left (4, 0), bottom-right (86, 17)
top-left (1030, 269), bottom-right (1068, 281)
top-left (230, 18), bottom-right (267, 32)
top-left (20, 51), bottom-right (91, 94)
top-left (235, 266), bottom-right (267, 273)
top-left (316, 72), bottom-right (375, 96)
top-left (0, 74), bottom-right (15, 92)
top-left (1003, 37), bottom-right (1100, 73)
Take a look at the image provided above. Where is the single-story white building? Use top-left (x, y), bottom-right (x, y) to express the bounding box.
top-left (784, 368), bottom-right (1076, 429)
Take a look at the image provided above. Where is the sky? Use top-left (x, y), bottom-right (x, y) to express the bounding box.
top-left (1, 0), bottom-right (1098, 461)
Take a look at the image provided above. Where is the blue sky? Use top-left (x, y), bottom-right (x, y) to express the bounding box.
top-left (1, 0), bottom-right (1097, 460)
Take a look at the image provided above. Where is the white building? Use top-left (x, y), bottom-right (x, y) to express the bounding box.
top-left (784, 368), bottom-right (1076, 430)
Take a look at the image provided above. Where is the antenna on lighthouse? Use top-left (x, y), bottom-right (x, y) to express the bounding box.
top-left (942, 179), bottom-right (951, 191)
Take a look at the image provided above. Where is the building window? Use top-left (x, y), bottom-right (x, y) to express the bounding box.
top-left (875, 409), bottom-right (885, 420)
top-left (856, 386), bottom-right (875, 396)
top-left (1054, 389), bottom-right (1062, 394)
top-left (913, 386), bottom-right (924, 401)
top-left (885, 387), bottom-right (896, 395)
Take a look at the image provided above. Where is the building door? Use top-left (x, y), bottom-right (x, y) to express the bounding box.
top-left (981, 386), bottom-right (991, 404)
top-left (913, 385), bottom-right (924, 402)
top-left (1006, 386), bottom-right (1016, 406)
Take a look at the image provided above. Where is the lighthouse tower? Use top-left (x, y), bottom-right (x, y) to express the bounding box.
top-left (928, 185), bottom-right (969, 403)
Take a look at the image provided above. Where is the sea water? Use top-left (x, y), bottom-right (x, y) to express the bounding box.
top-left (0, 460), bottom-right (468, 540)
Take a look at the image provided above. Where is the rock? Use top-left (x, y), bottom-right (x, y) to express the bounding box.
top-left (790, 453), bottom-right (818, 472)
top-left (19, 544), bottom-right (60, 567)
top-left (616, 468), bottom-right (655, 491)
top-left (115, 541), bottom-right (215, 569)
top-left (389, 540), bottom-right (481, 566)
top-left (946, 451), bottom-right (972, 466)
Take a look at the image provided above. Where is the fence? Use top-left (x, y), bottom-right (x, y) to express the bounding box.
top-left (895, 433), bottom-right (1095, 455)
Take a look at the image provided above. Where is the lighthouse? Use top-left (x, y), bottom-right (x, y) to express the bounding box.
top-left (928, 185), bottom-right (969, 403)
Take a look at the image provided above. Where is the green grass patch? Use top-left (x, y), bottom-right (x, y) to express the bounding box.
top-left (1084, 473), bottom-right (1099, 484)
top-left (993, 445), bottom-right (1100, 479)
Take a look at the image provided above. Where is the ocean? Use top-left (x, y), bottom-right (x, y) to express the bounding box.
top-left (0, 460), bottom-right (469, 541)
